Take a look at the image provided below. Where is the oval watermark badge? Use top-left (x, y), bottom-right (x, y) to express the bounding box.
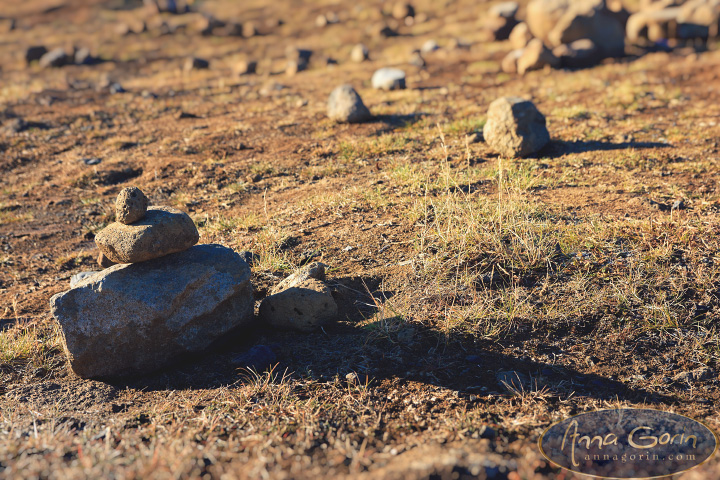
top-left (539, 409), bottom-right (717, 479)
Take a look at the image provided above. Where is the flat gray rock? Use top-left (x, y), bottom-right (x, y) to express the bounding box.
top-left (371, 67), bottom-right (406, 90)
top-left (95, 206), bottom-right (199, 263)
top-left (51, 244), bottom-right (255, 378)
top-left (327, 85), bottom-right (372, 123)
top-left (483, 97), bottom-right (550, 158)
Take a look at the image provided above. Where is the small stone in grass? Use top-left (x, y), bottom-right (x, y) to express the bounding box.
top-left (327, 85), bottom-right (372, 124)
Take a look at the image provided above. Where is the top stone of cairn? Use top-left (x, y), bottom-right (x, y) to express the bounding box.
top-left (116, 186), bottom-right (149, 224)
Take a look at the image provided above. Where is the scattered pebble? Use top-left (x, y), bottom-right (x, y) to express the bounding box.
top-left (420, 39), bottom-right (439, 54)
top-left (25, 46), bottom-right (48, 65)
top-left (392, 2), bottom-right (415, 20)
top-left (350, 43), bottom-right (369, 63)
top-left (673, 366), bottom-right (715, 384)
top-left (409, 51), bottom-right (425, 68)
top-left (184, 57), bottom-right (209, 72)
top-left (371, 67), bottom-right (406, 90)
top-left (235, 59), bottom-right (257, 75)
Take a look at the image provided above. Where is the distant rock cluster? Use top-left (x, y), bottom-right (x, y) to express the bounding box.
top-left (51, 188), bottom-right (254, 378)
top-left (488, 0), bottom-right (720, 75)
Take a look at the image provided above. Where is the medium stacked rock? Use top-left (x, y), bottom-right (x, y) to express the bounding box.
top-left (517, 38), bottom-right (560, 74)
top-left (483, 97), bottom-right (550, 158)
top-left (96, 205), bottom-right (198, 263)
top-left (51, 187), bottom-right (255, 379)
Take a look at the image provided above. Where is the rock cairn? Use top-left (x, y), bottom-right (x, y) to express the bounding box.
top-left (50, 187), bottom-right (254, 379)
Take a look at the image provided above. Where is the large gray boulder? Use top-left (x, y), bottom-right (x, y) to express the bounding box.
top-left (50, 244), bottom-right (255, 379)
top-left (327, 85), bottom-right (372, 123)
top-left (95, 206), bottom-right (199, 263)
top-left (483, 97), bottom-right (550, 158)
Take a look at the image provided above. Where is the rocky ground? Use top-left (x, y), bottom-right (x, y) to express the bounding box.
top-left (2, 0), bottom-right (720, 478)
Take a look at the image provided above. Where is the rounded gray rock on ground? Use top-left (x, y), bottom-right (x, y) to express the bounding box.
top-left (50, 244), bottom-right (255, 379)
top-left (95, 206), bottom-right (199, 263)
top-left (483, 96), bottom-right (550, 158)
top-left (371, 67), bottom-right (406, 90)
top-left (115, 186), bottom-right (149, 224)
top-left (260, 278), bottom-right (337, 332)
top-left (327, 85), bottom-right (372, 123)
top-left (350, 43), bottom-right (369, 63)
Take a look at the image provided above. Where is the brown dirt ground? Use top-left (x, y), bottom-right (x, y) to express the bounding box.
top-left (2, 0), bottom-right (720, 478)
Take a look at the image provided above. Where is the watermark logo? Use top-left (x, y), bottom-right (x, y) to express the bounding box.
top-left (539, 408), bottom-right (717, 479)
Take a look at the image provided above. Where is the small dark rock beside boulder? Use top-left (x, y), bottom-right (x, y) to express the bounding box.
top-left (260, 278), bottom-right (338, 332)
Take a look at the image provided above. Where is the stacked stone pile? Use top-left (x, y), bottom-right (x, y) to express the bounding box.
top-left (51, 187), bottom-right (255, 379)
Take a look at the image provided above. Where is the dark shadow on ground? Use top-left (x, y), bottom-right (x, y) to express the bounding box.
top-left (107, 274), bottom-right (676, 408)
top-left (541, 139), bottom-right (671, 158)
